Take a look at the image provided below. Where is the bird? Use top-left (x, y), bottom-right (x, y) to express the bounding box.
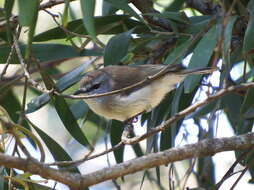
top-left (74, 64), bottom-right (214, 123)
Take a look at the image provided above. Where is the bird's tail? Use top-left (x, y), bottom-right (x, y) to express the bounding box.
top-left (178, 67), bottom-right (217, 75)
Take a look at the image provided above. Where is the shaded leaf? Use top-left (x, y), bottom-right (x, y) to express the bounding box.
top-left (105, 0), bottom-right (144, 22)
top-left (51, 95), bottom-right (92, 148)
top-left (34, 15), bottom-right (144, 42)
top-left (29, 121), bottom-right (79, 173)
top-left (26, 61), bottom-right (91, 114)
top-left (102, 1), bottom-right (118, 15)
top-left (104, 29), bottom-right (133, 65)
top-left (165, 0), bottom-right (185, 11)
top-left (56, 61), bottom-right (91, 91)
top-left (80, 0), bottom-right (96, 39)
top-left (0, 44), bottom-right (102, 63)
top-left (110, 120), bottom-right (124, 163)
top-left (144, 11), bottom-right (190, 24)
top-left (70, 100), bottom-right (89, 120)
top-left (224, 16), bottom-right (237, 57)
top-left (184, 25), bottom-right (217, 93)
top-left (243, 0), bottom-right (254, 54)
top-left (26, 93), bottom-right (50, 114)
top-left (191, 100), bottom-right (220, 119)
top-left (241, 88), bottom-right (254, 114)
top-left (163, 39), bottom-right (190, 65)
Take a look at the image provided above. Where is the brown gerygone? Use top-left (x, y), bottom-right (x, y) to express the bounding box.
top-left (74, 64), bottom-right (214, 122)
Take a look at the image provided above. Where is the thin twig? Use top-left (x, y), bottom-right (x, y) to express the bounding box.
top-left (0, 44), bottom-right (15, 80)
top-left (48, 82), bottom-right (254, 167)
top-left (12, 33), bottom-right (30, 79)
top-left (46, 142), bottom-right (124, 167)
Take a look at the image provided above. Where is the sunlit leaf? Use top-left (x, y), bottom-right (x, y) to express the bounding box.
top-left (17, 0), bottom-right (39, 26)
top-left (80, 0), bottom-right (96, 39)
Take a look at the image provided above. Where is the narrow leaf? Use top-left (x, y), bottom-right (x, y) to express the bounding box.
top-left (110, 120), bottom-right (124, 164)
top-left (105, 0), bottom-right (144, 22)
top-left (33, 15), bottom-right (143, 42)
top-left (51, 95), bottom-right (92, 149)
top-left (29, 121), bottom-right (80, 173)
top-left (241, 88), bottom-right (254, 114)
top-left (184, 25), bottom-right (217, 93)
top-left (18, 0), bottom-right (39, 26)
top-left (243, 0), bottom-right (254, 54)
top-left (104, 29), bottom-right (133, 65)
top-left (26, 61), bottom-right (91, 114)
top-left (80, 0), bottom-right (96, 40)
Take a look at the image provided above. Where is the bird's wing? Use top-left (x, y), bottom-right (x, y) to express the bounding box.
top-left (132, 64), bottom-right (185, 76)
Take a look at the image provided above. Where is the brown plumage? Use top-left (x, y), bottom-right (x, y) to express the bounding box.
top-left (75, 64), bottom-right (214, 121)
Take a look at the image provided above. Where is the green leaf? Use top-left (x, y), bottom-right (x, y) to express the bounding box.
top-left (62, 0), bottom-right (70, 27)
top-left (26, 93), bottom-right (51, 114)
top-left (163, 39), bottom-right (191, 65)
top-left (243, 0), bottom-right (254, 54)
top-left (241, 88), bottom-right (254, 114)
top-left (184, 25), bottom-right (217, 93)
top-left (80, 0), bottom-right (96, 40)
top-left (56, 61), bottom-right (91, 91)
top-left (191, 100), bottom-right (220, 119)
top-left (110, 120), bottom-right (124, 163)
top-left (102, 1), bottom-right (118, 15)
top-left (144, 11), bottom-right (190, 24)
top-left (165, 0), bottom-right (185, 11)
top-left (26, 61), bottom-right (91, 114)
top-left (34, 15), bottom-right (143, 42)
top-left (105, 0), bottom-right (144, 22)
top-left (29, 121), bottom-right (80, 173)
top-left (18, 0), bottom-right (39, 26)
top-left (70, 100), bottom-right (89, 120)
top-left (224, 16), bottom-right (237, 57)
top-left (185, 16), bottom-right (212, 35)
top-left (4, 0), bottom-right (14, 19)
top-left (159, 91), bottom-right (175, 151)
top-left (3, 0), bottom-right (15, 42)
top-left (104, 29), bottom-right (133, 65)
top-left (0, 44), bottom-right (102, 64)
top-left (51, 95), bottom-right (92, 149)
top-left (32, 65), bottom-right (92, 149)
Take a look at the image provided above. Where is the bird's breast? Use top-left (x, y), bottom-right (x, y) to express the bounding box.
top-left (83, 74), bottom-right (185, 121)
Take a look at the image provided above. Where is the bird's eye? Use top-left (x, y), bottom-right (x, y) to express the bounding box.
top-left (91, 83), bottom-right (101, 90)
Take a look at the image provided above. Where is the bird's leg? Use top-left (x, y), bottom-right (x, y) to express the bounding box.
top-left (121, 119), bottom-right (134, 140)
top-left (121, 111), bottom-right (145, 141)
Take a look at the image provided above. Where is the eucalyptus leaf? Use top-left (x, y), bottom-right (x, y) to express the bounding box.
top-left (110, 120), bottom-right (124, 164)
top-left (243, 0), bottom-right (254, 54)
top-left (80, 0), bottom-right (96, 39)
top-left (26, 61), bottom-right (91, 114)
top-left (34, 15), bottom-right (143, 42)
top-left (18, 0), bottom-right (39, 26)
top-left (104, 29), bottom-right (133, 65)
top-left (184, 25), bottom-right (217, 93)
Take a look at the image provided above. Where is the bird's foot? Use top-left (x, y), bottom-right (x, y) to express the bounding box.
top-left (121, 122), bottom-right (134, 141)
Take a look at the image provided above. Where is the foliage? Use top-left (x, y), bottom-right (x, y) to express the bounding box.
top-left (0, 0), bottom-right (254, 189)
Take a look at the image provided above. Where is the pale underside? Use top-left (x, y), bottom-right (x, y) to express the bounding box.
top-left (84, 74), bottom-right (185, 121)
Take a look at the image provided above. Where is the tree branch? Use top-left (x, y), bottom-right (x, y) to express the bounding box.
top-left (1, 133), bottom-right (254, 189)
top-left (39, 0), bottom-right (75, 10)
top-left (186, 0), bottom-right (221, 15)
top-left (131, 0), bottom-right (173, 31)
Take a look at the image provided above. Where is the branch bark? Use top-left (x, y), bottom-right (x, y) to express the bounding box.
top-left (1, 132), bottom-right (254, 189)
top-left (186, 0), bottom-right (221, 15)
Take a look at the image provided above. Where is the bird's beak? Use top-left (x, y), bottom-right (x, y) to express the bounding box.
top-left (73, 88), bottom-right (86, 95)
